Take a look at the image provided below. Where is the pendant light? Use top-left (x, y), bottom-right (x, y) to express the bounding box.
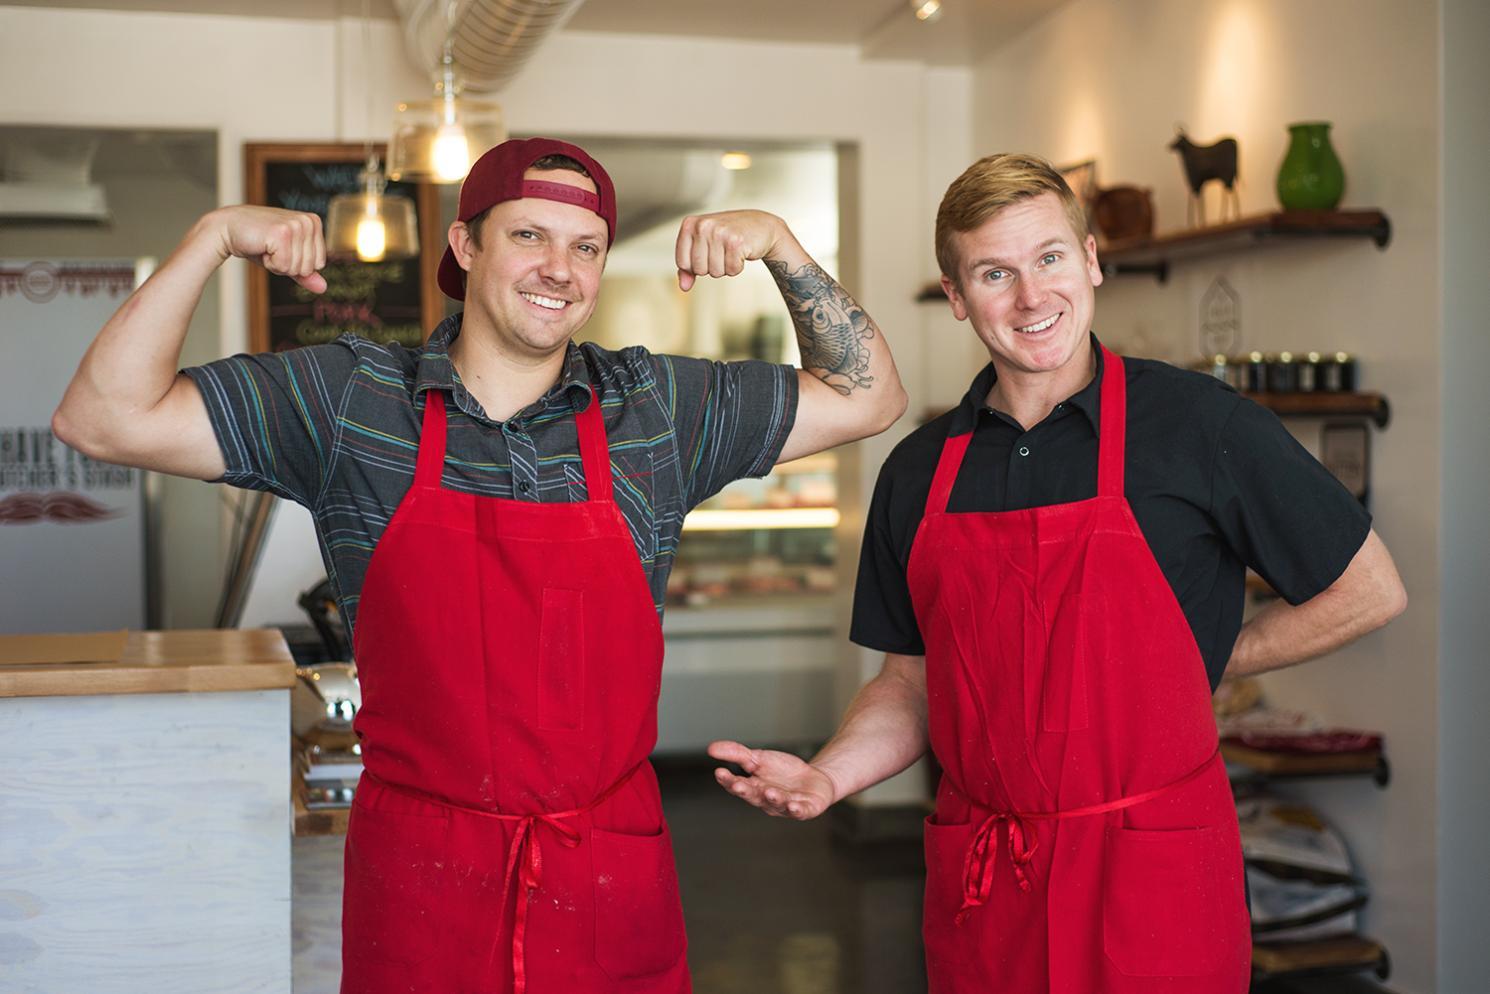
top-left (387, 11), bottom-right (506, 185)
top-left (912, 0), bottom-right (944, 21)
top-left (325, 151), bottom-right (419, 262)
top-left (326, 0), bottom-right (419, 262)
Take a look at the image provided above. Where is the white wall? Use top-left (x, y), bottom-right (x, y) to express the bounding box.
top-left (847, 65), bottom-right (979, 808)
top-left (970, 0), bottom-right (1445, 988)
top-left (1436, 0), bottom-right (1490, 986)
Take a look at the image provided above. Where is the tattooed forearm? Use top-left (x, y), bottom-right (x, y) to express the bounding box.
top-left (766, 258), bottom-right (878, 396)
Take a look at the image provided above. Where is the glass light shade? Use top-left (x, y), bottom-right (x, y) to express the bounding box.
top-left (326, 191), bottom-right (419, 262)
top-left (388, 96), bottom-right (506, 184)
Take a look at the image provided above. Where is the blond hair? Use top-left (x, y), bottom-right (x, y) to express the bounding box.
top-left (935, 153), bottom-right (1089, 282)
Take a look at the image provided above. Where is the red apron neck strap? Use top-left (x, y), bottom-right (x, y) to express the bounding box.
top-left (574, 386), bottom-right (613, 504)
top-left (1097, 346), bottom-right (1126, 499)
top-left (926, 431), bottom-right (974, 516)
top-left (415, 389), bottom-right (449, 488)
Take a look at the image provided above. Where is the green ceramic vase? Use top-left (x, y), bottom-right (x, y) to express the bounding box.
top-left (1276, 122), bottom-right (1345, 210)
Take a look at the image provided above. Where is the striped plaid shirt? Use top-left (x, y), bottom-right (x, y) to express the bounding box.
top-left (185, 314), bottom-right (798, 637)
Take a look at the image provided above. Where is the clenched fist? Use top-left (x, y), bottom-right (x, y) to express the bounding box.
top-left (208, 205), bottom-right (327, 293)
top-left (674, 209), bottom-right (794, 292)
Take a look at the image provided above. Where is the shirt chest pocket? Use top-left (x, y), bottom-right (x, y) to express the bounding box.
top-left (582, 449), bottom-right (658, 564)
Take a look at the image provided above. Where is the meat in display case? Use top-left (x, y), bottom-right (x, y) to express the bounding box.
top-left (668, 452), bottom-right (838, 606)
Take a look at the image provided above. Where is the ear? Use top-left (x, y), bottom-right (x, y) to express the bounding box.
top-left (1083, 234), bottom-right (1104, 288)
top-left (940, 274), bottom-right (970, 322)
top-left (448, 220), bottom-right (476, 272)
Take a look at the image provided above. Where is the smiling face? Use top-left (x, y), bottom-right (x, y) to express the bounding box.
top-left (447, 167), bottom-right (608, 360)
top-left (942, 191), bottom-right (1103, 387)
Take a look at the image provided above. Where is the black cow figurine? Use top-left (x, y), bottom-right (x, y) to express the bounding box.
top-left (1169, 126), bottom-right (1240, 227)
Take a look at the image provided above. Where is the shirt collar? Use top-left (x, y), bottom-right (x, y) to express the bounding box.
top-left (951, 332), bottom-right (1105, 435)
top-left (413, 313), bottom-right (593, 422)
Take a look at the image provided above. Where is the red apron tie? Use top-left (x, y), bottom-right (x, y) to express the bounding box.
top-left (363, 762), bottom-right (642, 994)
top-left (500, 812), bottom-right (584, 994)
top-left (485, 764), bottom-right (643, 994)
top-left (954, 747), bottom-right (1221, 924)
top-left (957, 812), bottom-right (1038, 923)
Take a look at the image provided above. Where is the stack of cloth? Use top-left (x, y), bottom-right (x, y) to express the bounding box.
top-left (1238, 793), bottom-right (1368, 941)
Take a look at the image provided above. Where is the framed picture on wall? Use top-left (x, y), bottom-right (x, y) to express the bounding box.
top-left (243, 143), bottom-right (444, 353)
top-left (1058, 159), bottom-right (1099, 231)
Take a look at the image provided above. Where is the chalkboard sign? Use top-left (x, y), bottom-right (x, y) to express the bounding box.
top-left (244, 143), bottom-right (443, 353)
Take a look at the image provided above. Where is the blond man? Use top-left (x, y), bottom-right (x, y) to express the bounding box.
top-left (709, 153), bottom-right (1405, 993)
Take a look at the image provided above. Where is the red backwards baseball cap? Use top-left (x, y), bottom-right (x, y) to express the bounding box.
top-left (437, 136), bottom-right (617, 301)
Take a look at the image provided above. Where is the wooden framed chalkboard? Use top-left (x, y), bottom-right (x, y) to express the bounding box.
top-left (244, 143), bottom-right (444, 353)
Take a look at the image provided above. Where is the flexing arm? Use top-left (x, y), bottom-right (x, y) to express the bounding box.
top-left (675, 211), bottom-right (908, 463)
top-left (708, 652), bottom-right (928, 820)
top-left (52, 206), bottom-right (326, 480)
top-left (1227, 528), bottom-right (1407, 676)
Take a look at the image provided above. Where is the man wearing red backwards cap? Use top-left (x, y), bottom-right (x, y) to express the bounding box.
top-left (53, 137), bottom-right (908, 993)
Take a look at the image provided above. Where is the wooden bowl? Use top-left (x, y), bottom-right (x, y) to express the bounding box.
top-left (1094, 186), bottom-right (1154, 242)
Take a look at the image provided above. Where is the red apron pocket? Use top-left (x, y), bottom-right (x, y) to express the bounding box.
top-left (341, 800), bottom-right (451, 972)
top-left (1040, 594), bottom-right (1089, 732)
top-left (1102, 825), bottom-right (1238, 977)
top-left (922, 815), bottom-right (974, 969)
top-left (591, 824), bottom-right (686, 981)
top-left (537, 587), bottom-right (585, 731)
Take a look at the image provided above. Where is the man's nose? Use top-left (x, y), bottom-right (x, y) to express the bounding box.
top-left (537, 245), bottom-right (572, 284)
top-left (1015, 274), bottom-right (1048, 310)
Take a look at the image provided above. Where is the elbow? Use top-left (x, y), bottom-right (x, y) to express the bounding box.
top-left (51, 404), bottom-right (84, 452)
top-left (889, 385), bottom-right (910, 428)
top-left (51, 401), bottom-right (113, 462)
top-left (1380, 577), bottom-right (1408, 626)
top-left (1358, 573), bottom-right (1407, 634)
top-left (872, 384), bottom-right (910, 435)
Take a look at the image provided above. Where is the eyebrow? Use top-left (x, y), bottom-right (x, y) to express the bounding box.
top-left (966, 237), bottom-right (1070, 271)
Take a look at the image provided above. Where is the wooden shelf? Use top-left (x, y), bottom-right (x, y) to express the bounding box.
top-left (1252, 934), bottom-right (1390, 983)
top-left (292, 764), bottom-right (350, 837)
top-left (1223, 741), bottom-right (1390, 787)
top-left (1245, 391), bottom-right (1390, 428)
top-left (1099, 209), bottom-right (1392, 283)
top-left (291, 732), bottom-right (355, 837)
top-left (916, 209), bottom-right (1392, 298)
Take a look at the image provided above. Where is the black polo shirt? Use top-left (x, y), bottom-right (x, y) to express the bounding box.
top-left (850, 338), bottom-right (1371, 690)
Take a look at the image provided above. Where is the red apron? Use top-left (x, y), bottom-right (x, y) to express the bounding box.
top-left (907, 348), bottom-right (1251, 993)
top-left (341, 387), bottom-right (690, 994)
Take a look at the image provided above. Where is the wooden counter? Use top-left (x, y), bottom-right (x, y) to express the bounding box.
top-left (0, 628), bottom-right (295, 699)
top-left (0, 628), bottom-right (294, 991)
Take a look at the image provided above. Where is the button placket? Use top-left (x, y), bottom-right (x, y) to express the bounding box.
top-left (505, 423), bottom-right (540, 502)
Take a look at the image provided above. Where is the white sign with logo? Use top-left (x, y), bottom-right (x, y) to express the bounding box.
top-left (0, 259), bottom-right (150, 634)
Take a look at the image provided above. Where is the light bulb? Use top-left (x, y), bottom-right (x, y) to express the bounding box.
top-left (913, 0), bottom-right (942, 21)
top-left (356, 213), bottom-right (387, 262)
top-left (432, 123), bottom-right (471, 183)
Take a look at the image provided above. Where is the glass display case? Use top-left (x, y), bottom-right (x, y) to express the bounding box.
top-left (667, 452), bottom-right (838, 606)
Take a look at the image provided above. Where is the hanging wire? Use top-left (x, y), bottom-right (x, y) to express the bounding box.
top-left (362, 0), bottom-right (379, 180)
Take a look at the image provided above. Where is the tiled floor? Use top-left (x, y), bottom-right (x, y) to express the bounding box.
top-left (660, 761), bottom-right (927, 994)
